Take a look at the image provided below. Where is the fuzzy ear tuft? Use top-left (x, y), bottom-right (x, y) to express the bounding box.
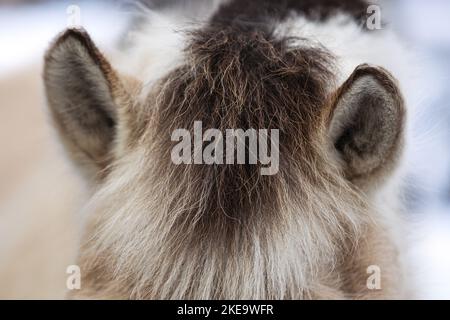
top-left (329, 64), bottom-right (406, 186)
top-left (44, 28), bottom-right (120, 180)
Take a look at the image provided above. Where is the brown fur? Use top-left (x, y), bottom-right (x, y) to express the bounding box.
top-left (210, 0), bottom-right (369, 27)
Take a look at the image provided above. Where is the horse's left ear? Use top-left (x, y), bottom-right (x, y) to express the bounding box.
top-left (328, 64), bottom-right (406, 186)
top-left (44, 28), bottom-right (125, 180)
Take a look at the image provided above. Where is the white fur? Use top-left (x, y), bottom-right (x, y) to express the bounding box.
top-left (114, 0), bottom-right (226, 96)
top-left (273, 14), bottom-right (417, 95)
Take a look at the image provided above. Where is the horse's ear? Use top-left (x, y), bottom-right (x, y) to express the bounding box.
top-left (44, 29), bottom-right (123, 180)
top-left (328, 64), bottom-right (406, 187)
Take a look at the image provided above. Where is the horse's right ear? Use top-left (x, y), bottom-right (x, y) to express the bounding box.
top-left (44, 29), bottom-right (123, 180)
top-left (328, 64), bottom-right (406, 187)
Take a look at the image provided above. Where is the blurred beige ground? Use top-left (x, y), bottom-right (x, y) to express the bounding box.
top-left (0, 67), bottom-right (83, 299)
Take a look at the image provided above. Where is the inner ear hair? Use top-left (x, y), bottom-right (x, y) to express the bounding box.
top-left (328, 64), bottom-right (406, 185)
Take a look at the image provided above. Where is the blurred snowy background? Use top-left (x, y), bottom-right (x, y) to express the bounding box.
top-left (0, 0), bottom-right (449, 299)
top-left (389, 0), bottom-right (450, 300)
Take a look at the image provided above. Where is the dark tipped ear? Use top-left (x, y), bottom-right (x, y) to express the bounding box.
top-left (329, 64), bottom-right (406, 186)
top-left (44, 29), bottom-right (121, 180)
